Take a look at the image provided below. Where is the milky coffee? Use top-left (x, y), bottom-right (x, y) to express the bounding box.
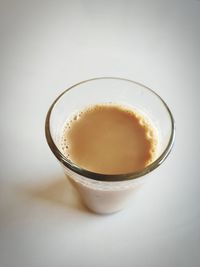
top-left (60, 104), bottom-right (157, 174)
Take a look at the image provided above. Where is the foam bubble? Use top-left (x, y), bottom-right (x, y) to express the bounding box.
top-left (146, 130), bottom-right (153, 140)
top-left (139, 119), bottom-right (145, 126)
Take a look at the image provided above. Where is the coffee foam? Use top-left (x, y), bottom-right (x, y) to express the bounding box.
top-left (60, 103), bottom-right (158, 174)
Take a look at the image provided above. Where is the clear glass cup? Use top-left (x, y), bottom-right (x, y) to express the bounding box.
top-left (45, 77), bottom-right (175, 214)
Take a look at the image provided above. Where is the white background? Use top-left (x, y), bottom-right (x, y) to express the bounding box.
top-left (0, 0), bottom-right (200, 266)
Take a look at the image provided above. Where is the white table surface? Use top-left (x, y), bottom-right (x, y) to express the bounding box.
top-left (0, 1), bottom-right (200, 267)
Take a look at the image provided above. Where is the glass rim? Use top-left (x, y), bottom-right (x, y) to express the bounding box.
top-left (45, 77), bottom-right (175, 182)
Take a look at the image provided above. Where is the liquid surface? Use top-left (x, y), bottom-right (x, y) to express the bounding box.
top-left (61, 104), bottom-right (157, 174)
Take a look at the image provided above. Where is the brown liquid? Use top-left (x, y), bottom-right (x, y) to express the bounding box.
top-left (61, 104), bottom-right (157, 174)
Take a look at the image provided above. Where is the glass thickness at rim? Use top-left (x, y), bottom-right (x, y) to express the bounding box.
top-left (45, 77), bottom-right (175, 182)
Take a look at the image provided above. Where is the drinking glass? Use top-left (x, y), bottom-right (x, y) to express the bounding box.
top-left (45, 77), bottom-right (175, 214)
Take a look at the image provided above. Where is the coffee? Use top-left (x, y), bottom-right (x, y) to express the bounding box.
top-left (60, 104), bottom-right (157, 174)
